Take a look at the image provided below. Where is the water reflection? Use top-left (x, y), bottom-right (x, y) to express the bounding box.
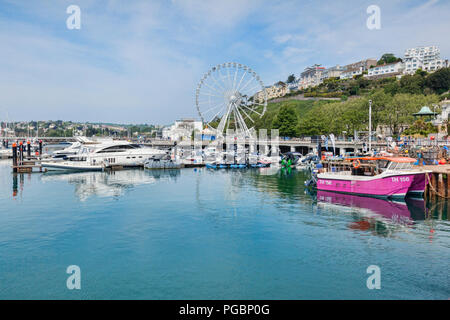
top-left (238, 168), bottom-right (448, 240)
top-left (39, 169), bottom-right (180, 201)
top-left (315, 190), bottom-right (450, 239)
top-left (317, 191), bottom-right (424, 223)
top-left (10, 166), bottom-right (449, 229)
top-left (11, 172), bottom-right (32, 199)
top-left (243, 167), bottom-right (306, 201)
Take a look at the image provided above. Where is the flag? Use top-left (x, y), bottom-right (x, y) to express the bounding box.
top-left (329, 134), bottom-right (336, 155)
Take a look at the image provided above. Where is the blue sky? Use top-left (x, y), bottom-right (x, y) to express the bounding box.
top-left (1, 0), bottom-right (449, 124)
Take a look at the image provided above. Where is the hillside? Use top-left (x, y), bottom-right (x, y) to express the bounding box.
top-left (256, 67), bottom-right (450, 137)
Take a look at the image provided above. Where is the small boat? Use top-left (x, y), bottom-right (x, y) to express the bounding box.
top-left (230, 164), bottom-right (247, 169)
top-left (180, 149), bottom-right (203, 167)
top-left (317, 157), bottom-right (430, 199)
top-left (280, 152), bottom-right (303, 168)
top-left (144, 158), bottom-right (181, 169)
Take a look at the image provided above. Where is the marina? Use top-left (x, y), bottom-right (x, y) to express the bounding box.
top-left (7, 136), bottom-right (450, 202)
top-left (1, 160), bottom-right (448, 299)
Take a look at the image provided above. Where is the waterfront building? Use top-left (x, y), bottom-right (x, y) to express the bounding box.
top-left (254, 82), bottom-right (289, 102)
top-left (403, 46), bottom-right (448, 74)
top-left (162, 118), bottom-right (202, 141)
top-left (200, 127), bottom-right (217, 141)
top-left (343, 58), bottom-right (377, 73)
top-left (367, 61), bottom-right (405, 79)
top-left (338, 58), bottom-right (377, 80)
top-left (340, 66), bottom-right (363, 80)
top-left (320, 65), bottom-right (344, 82)
top-left (299, 64), bottom-right (325, 89)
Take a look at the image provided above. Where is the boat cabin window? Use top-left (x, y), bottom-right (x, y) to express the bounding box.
top-left (377, 160), bottom-right (390, 169)
top-left (97, 145), bottom-right (135, 153)
top-left (387, 161), bottom-right (413, 170)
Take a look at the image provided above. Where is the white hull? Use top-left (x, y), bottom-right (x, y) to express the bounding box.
top-left (70, 147), bottom-right (167, 167)
top-left (42, 162), bottom-right (104, 171)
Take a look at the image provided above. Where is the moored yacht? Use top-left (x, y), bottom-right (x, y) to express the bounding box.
top-left (42, 141), bottom-right (167, 171)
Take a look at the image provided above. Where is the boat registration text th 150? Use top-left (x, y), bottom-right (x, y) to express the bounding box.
top-left (392, 177), bottom-right (409, 182)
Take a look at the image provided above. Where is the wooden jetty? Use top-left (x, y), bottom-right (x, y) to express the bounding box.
top-left (422, 165), bottom-right (450, 200)
top-left (11, 141), bottom-right (46, 173)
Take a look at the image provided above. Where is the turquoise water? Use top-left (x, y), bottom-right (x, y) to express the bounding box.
top-left (0, 160), bottom-right (449, 299)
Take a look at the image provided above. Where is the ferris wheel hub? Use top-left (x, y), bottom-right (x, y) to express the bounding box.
top-left (228, 92), bottom-right (241, 104)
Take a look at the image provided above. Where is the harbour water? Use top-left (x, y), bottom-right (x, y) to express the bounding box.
top-left (0, 160), bottom-right (448, 299)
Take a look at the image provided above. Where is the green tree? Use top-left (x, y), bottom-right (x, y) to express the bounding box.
top-left (402, 119), bottom-right (438, 136)
top-left (272, 105), bottom-right (299, 137)
top-left (377, 53), bottom-right (401, 65)
top-left (340, 98), bottom-right (368, 134)
top-left (349, 86), bottom-right (360, 96)
top-left (425, 67), bottom-right (450, 94)
top-left (384, 81), bottom-right (400, 95)
top-left (286, 74), bottom-right (296, 83)
top-left (380, 93), bottom-right (439, 136)
top-left (399, 74), bottom-right (425, 94)
top-left (415, 68), bottom-right (428, 77)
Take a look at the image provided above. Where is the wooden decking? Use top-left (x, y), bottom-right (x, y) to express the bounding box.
top-left (422, 164), bottom-right (450, 174)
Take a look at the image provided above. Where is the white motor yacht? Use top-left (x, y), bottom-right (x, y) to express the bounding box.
top-left (42, 141), bottom-right (167, 171)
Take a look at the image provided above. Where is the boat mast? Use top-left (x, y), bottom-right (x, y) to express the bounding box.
top-left (369, 99), bottom-right (372, 153)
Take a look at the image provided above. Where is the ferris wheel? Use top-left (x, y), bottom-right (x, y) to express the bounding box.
top-left (195, 62), bottom-right (267, 137)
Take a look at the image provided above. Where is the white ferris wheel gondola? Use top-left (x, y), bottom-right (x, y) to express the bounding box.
top-left (195, 62), bottom-right (267, 138)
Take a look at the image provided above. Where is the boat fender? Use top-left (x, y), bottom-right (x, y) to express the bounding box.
top-left (352, 159), bottom-right (361, 169)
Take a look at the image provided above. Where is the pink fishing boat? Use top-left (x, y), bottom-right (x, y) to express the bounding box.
top-left (317, 157), bottom-right (430, 199)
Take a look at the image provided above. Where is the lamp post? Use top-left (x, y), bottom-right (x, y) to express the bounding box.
top-left (369, 99), bottom-right (372, 153)
top-left (432, 104), bottom-right (438, 121)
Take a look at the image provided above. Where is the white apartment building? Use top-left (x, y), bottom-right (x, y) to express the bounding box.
top-left (338, 59), bottom-right (377, 80)
top-left (404, 46), bottom-right (448, 74)
top-left (254, 82), bottom-right (289, 103)
top-left (367, 61), bottom-right (404, 78)
top-left (162, 118), bottom-right (203, 141)
top-left (299, 64), bottom-right (325, 89)
top-left (320, 65), bottom-right (344, 82)
top-left (340, 67), bottom-right (363, 80)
